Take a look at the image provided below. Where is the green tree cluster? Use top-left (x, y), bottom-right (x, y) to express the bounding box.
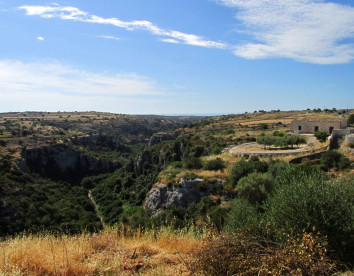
top-left (256, 134), bottom-right (307, 149)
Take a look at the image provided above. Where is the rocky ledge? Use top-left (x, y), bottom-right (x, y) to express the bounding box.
top-left (144, 178), bottom-right (225, 216)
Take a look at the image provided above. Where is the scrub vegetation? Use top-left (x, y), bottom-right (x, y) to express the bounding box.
top-left (0, 109), bottom-right (353, 275)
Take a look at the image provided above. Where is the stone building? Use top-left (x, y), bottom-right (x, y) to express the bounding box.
top-left (291, 117), bottom-right (347, 134)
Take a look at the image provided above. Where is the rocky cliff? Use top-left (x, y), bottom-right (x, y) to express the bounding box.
top-left (144, 178), bottom-right (225, 216)
top-left (18, 144), bottom-right (121, 184)
top-left (148, 132), bottom-right (178, 147)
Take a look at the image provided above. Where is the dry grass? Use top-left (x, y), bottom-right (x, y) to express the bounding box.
top-left (176, 169), bottom-right (230, 181)
top-left (1, 227), bottom-right (352, 276)
top-left (0, 227), bottom-right (208, 276)
top-left (191, 232), bottom-right (340, 276)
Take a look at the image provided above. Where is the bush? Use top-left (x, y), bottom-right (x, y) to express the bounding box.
top-left (225, 199), bottom-right (259, 233)
top-left (183, 172), bottom-right (198, 180)
top-left (223, 129), bottom-right (235, 135)
top-left (169, 161), bottom-right (183, 168)
top-left (212, 145), bottom-right (222, 155)
top-left (229, 158), bottom-right (268, 187)
top-left (187, 145), bottom-right (205, 158)
top-left (348, 113), bottom-right (354, 125)
top-left (183, 157), bottom-right (203, 170)
top-left (191, 232), bottom-right (336, 276)
top-left (349, 142), bottom-right (354, 149)
top-left (314, 130), bottom-right (330, 143)
top-left (237, 172), bottom-right (273, 205)
top-left (203, 158), bottom-right (225, 171)
top-left (264, 171), bottom-right (354, 262)
top-left (320, 150), bottom-right (351, 171)
top-left (273, 130), bottom-right (285, 137)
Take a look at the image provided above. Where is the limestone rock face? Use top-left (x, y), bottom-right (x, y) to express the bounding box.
top-left (135, 151), bottom-right (152, 173)
top-left (144, 178), bottom-right (223, 216)
top-left (19, 144), bottom-right (120, 183)
top-left (148, 132), bottom-right (176, 147)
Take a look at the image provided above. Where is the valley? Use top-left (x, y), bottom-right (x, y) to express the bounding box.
top-left (0, 109), bottom-right (353, 275)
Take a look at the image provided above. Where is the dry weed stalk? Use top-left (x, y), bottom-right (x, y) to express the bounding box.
top-left (0, 227), bottom-right (205, 275)
top-left (191, 231), bottom-right (339, 276)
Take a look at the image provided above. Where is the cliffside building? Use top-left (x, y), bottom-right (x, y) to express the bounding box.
top-left (291, 117), bottom-right (347, 134)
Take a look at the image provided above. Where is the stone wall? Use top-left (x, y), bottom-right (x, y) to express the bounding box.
top-left (345, 134), bottom-right (354, 144)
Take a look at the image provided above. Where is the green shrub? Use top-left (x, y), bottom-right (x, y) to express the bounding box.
top-left (267, 160), bottom-right (291, 177)
top-left (264, 171), bottom-right (354, 262)
top-left (183, 172), bottom-right (198, 180)
top-left (237, 172), bottom-right (273, 205)
top-left (170, 161), bottom-right (183, 168)
top-left (207, 206), bottom-right (228, 231)
top-left (229, 158), bottom-right (268, 187)
top-left (349, 142), bottom-right (354, 149)
top-left (183, 157), bottom-right (203, 170)
top-left (314, 130), bottom-right (330, 143)
top-left (225, 199), bottom-right (260, 233)
top-left (212, 145), bottom-right (222, 155)
top-left (222, 129), bottom-right (235, 135)
top-left (320, 150), bottom-right (351, 171)
top-left (272, 130), bottom-right (285, 137)
top-left (187, 145), bottom-right (205, 158)
top-left (203, 158), bottom-right (225, 171)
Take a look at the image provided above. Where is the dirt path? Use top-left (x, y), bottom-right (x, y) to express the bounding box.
top-left (88, 190), bottom-right (105, 228)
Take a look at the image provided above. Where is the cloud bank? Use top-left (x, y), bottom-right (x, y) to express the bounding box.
top-left (19, 5), bottom-right (226, 49)
top-left (219, 0), bottom-right (354, 64)
top-left (0, 60), bottom-right (167, 112)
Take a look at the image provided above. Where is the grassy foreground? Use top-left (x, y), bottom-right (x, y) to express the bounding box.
top-left (0, 226), bottom-right (204, 275)
top-left (1, 225), bottom-right (350, 275)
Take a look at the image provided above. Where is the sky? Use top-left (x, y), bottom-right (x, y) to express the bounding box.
top-left (0, 0), bottom-right (353, 115)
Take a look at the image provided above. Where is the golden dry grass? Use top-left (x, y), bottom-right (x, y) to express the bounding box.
top-left (0, 227), bottom-right (209, 276)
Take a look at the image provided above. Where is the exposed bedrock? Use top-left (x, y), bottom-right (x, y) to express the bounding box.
top-left (18, 144), bottom-right (121, 184)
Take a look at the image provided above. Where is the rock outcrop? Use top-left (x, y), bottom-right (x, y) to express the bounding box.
top-left (148, 132), bottom-right (177, 147)
top-left (144, 178), bottom-right (224, 216)
top-left (18, 144), bottom-right (121, 183)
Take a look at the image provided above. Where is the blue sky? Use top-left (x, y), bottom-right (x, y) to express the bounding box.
top-left (0, 0), bottom-right (353, 115)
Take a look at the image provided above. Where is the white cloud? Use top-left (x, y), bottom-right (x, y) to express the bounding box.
top-left (0, 60), bottom-right (163, 97)
top-left (19, 5), bottom-right (226, 49)
top-left (0, 60), bottom-right (173, 112)
top-left (160, 38), bottom-right (180, 44)
top-left (218, 0), bottom-right (354, 64)
top-left (99, 35), bottom-right (120, 40)
top-left (0, 60), bottom-right (204, 114)
top-left (37, 36), bottom-right (44, 41)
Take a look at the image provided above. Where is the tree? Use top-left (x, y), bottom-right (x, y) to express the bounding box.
top-left (320, 150), bottom-right (351, 171)
top-left (237, 172), bottom-right (274, 205)
top-left (203, 158), bottom-right (225, 171)
top-left (348, 114), bottom-right (354, 126)
top-left (314, 130), bottom-right (330, 143)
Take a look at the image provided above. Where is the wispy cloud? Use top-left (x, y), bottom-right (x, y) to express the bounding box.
top-left (19, 5), bottom-right (226, 49)
top-left (37, 36), bottom-right (44, 41)
top-left (0, 60), bottom-right (163, 97)
top-left (0, 60), bottom-right (201, 113)
top-left (218, 0), bottom-right (354, 64)
top-left (99, 35), bottom-right (120, 40)
top-left (18, 2), bottom-right (354, 64)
